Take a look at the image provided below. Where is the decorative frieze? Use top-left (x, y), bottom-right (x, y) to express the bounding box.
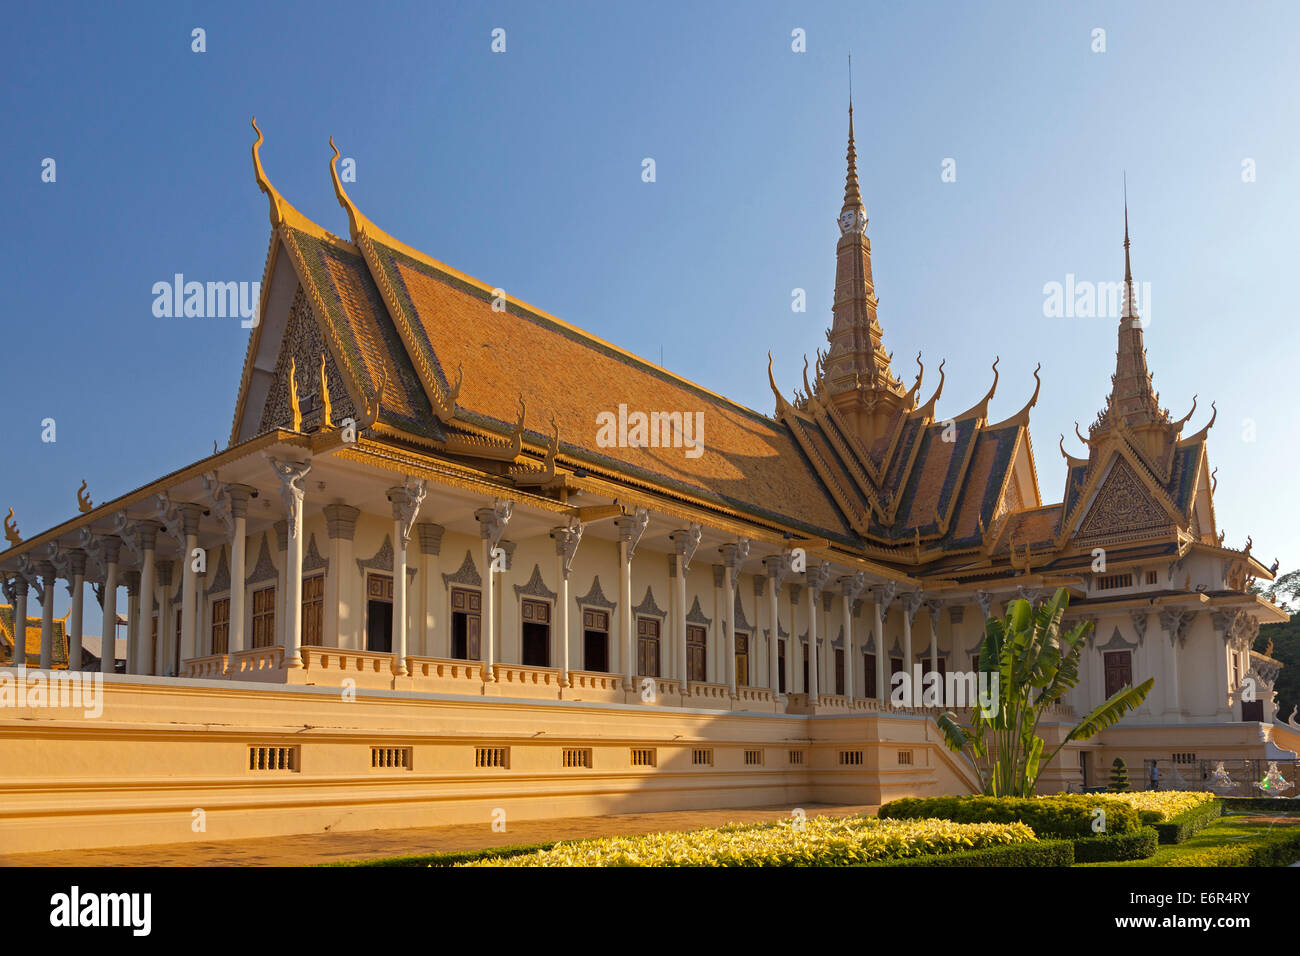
top-left (513, 564), bottom-right (557, 602)
top-left (442, 550), bottom-right (482, 589)
top-left (634, 585), bottom-right (668, 620)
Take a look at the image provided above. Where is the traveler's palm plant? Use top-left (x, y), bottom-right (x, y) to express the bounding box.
top-left (937, 588), bottom-right (1153, 797)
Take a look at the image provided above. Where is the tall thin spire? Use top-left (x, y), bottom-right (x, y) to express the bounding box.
top-left (1122, 173), bottom-right (1136, 320)
top-left (843, 56), bottom-right (862, 214)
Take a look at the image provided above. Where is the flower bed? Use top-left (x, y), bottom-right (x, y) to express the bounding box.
top-left (461, 815), bottom-right (1037, 867)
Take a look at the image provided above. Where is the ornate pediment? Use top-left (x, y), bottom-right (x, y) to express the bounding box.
top-left (1074, 456), bottom-right (1170, 540)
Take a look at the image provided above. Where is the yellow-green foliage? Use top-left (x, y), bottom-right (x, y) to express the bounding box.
top-left (1044, 790), bottom-right (1217, 823)
top-left (461, 815), bottom-right (1037, 867)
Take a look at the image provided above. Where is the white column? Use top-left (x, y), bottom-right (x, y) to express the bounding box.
top-left (926, 600), bottom-right (942, 679)
top-left (669, 527), bottom-right (698, 689)
top-left (790, 586), bottom-right (802, 692)
top-left (38, 562), bottom-right (56, 670)
top-left (901, 592), bottom-right (923, 706)
top-left (324, 505), bottom-right (359, 649)
top-left (388, 479), bottom-right (426, 677)
top-left (872, 585), bottom-right (896, 702)
top-left (614, 519), bottom-right (636, 690)
top-left (123, 571), bottom-right (140, 674)
top-left (176, 504), bottom-right (203, 665)
top-left (135, 524), bottom-right (159, 674)
top-left (266, 456), bottom-right (312, 669)
top-left (764, 552), bottom-right (793, 700)
top-left (475, 501), bottom-right (512, 681)
top-left (416, 522), bottom-right (444, 656)
top-left (100, 537), bottom-right (121, 673)
top-left (1160, 610), bottom-right (1191, 718)
top-left (551, 520), bottom-right (582, 688)
top-left (838, 572), bottom-right (865, 700)
top-left (225, 488), bottom-right (253, 656)
top-left (718, 540), bottom-right (749, 697)
top-left (67, 550), bottom-right (87, 671)
top-left (155, 561), bottom-right (173, 675)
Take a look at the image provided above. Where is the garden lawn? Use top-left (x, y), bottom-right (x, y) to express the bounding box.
top-left (1076, 810), bottom-right (1300, 867)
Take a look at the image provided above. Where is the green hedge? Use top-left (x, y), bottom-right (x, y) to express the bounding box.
top-left (1221, 797), bottom-right (1300, 814)
top-left (865, 839), bottom-right (1075, 868)
top-left (1151, 800), bottom-right (1223, 844)
top-left (878, 795), bottom-right (1141, 838)
top-left (1162, 825), bottom-right (1300, 867)
top-left (1072, 826), bottom-right (1159, 862)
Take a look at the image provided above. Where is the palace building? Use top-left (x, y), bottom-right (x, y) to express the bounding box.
top-left (0, 111), bottom-right (1292, 854)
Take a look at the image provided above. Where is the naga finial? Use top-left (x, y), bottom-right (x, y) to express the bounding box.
top-left (77, 480), bottom-right (93, 514)
top-left (802, 355), bottom-right (812, 398)
top-left (329, 135), bottom-right (362, 239)
top-left (1210, 466), bottom-right (1218, 495)
top-left (250, 117), bottom-right (283, 225)
top-left (319, 352), bottom-right (333, 428)
top-left (288, 356), bottom-right (302, 431)
top-left (3, 508), bottom-right (19, 546)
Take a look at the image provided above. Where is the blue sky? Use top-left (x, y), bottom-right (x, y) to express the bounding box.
top-left (2, 1), bottom-right (1297, 637)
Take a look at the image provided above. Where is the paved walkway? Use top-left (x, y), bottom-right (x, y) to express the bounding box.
top-left (0, 803), bottom-right (875, 867)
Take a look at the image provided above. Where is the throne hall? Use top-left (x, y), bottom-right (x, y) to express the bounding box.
top-left (0, 111), bottom-right (1290, 853)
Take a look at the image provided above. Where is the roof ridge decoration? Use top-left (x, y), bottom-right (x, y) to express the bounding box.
top-left (987, 363), bottom-right (1041, 430)
top-left (954, 356), bottom-right (1000, 422)
top-left (510, 413), bottom-right (560, 488)
top-left (441, 395), bottom-right (526, 462)
top-left (1054, 438), bottom-right (1185, 548)
top-left (911, 358), bottom-right (946, 420)
top-left (329, 136), bottom-right (464, 424)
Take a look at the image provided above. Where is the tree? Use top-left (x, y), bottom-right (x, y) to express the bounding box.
top-left (1108, 758), bottom-right (1130, 792)
top-left (937, 587), bottom-right (1153, 797)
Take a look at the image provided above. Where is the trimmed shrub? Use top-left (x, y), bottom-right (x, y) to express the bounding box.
top-left (867, 839), bottom-right (1074, 868)
top-left (879, 794), bottom-right (1140, 838)
top-left (1160, 826), bottom-right (1300, 867)
top-left (1072, 826), bottom-right (1159, 862)
top-left (1108, 758), bottom-right (1130, 792)
top-left (1222, 796), bottom-right (1300, 814)
top-left (1152, 800), bottom-right (1223, 844)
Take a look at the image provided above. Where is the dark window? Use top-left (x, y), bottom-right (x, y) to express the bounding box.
top-left (865, 654), bottom-right (876, 699)
top-left (366, 574), bottom-right (393, 653)
top-left (834, 648), bottom-right (844, 696)
top-left (251, 587), bottom-right (275, 649)
top-left (638, 616), bottom-right (661, 678)
top-left (777, 639), bottom-right (786, 693)
top-left (210, 598), bottom-right (229, 655)
top-left (734, 632), bottom-right (748, 686)
top-left (584, 608), bottom-right (610, 673)
top-left (302, 574), bottom-right (324, 647)
top-left (521, 599), bottom-right (550, 667)
top-left (1241, 700), bottom-right (1264, 722)
top-left (450, 587), bottom-right (481, 659)
top-left (686, 623), bottom-right (706, 682)
top-left (1103, 650), bottom-right (1132, 698)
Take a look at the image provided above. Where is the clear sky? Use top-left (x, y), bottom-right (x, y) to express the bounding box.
top-left (2, 1), bottom-right (1297, 641)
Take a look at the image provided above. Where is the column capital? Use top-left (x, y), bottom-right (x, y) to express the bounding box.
top-left (324, 503), bottom-right (360, 541)
top-left (837, 571), bottom-right (866, 601)
top-left (66, 548), bottom-right (87, 577)
top-left (387, 478), bottom-right (427, 547)
top-left (805, 561), bottom-right (832, 593)
top-left (550, 520), bottom-right (583, 578)
top-left (226, 483), bottom-right (258, 520)
top-left (871, 580), bottom-right (897, 613)
top-left (100, 535), bottom-right (122, 566)
top-left (613, 507), bottom-right (650, 558)
top-left (668, 524), bottom-right (702, 572)
top-left (901, 590), bottom-right (926, 621)
top-left (763, 551), bottom-right (794, 588)
top-left (416, 521), bottom-right (445, 555)
top-left (265, 454), bottom-right (312, 537)
top-left (155, 559), bottom-right (174, 587)
top-left (717, 539), bottom-right (750, 572)
top-left (122, 569), bottom-right (141, 595)
top-left (173, 502), bottom-right (204, 537)
top-left (132, 519), bottom-right (163, 552)
top-left (36, 560), bottom-right (56, 583)
top-left (475, 499), bottom-right (513, 549)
